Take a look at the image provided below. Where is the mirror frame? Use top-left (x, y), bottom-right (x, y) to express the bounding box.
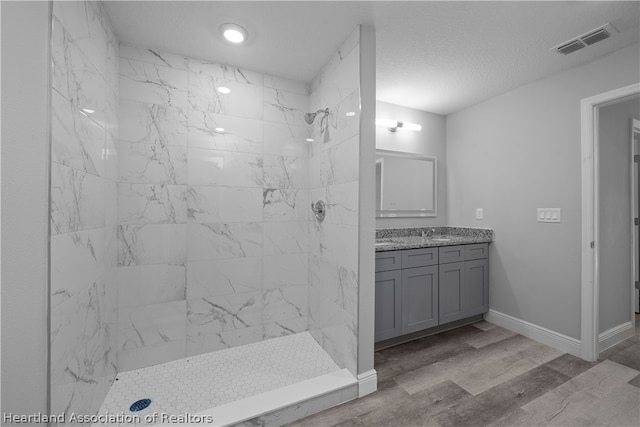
top-left (376, 149), bottom-right (437, 218)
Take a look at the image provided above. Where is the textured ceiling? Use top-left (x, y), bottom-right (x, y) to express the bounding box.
top-left (104, 1), bottom-right (640, 115)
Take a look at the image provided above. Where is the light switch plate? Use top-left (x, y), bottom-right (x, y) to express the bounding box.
top-left (537, 208), bottom-right (561, 223)
top-left (476, 208), bottom-right (483, 220)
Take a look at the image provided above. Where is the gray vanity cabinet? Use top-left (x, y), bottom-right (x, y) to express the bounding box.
top-left (374, 270), bottom-right (402, 341)
top-left (375, 248), bottom-right (438, 341)
top-left (438, 244), bottom-right (489, 324)
top-left (376, 242), bottom-right (489, 343)
top-left (402, 265), bottom-right (439, 333)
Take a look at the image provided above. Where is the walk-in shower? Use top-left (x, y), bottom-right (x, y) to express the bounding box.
top-left (48, 1), bottom-right (366, 424)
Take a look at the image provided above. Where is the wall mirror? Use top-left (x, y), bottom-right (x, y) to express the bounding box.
top-left (376, 150), bottom-right (437, 217)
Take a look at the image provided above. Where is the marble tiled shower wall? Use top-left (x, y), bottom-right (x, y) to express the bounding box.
top-left (308, 29), bottom-right (361, 376)
top-left (49, 0), bottom-right (119, 418)
top-left (116, 46), bottom-right (313, 371)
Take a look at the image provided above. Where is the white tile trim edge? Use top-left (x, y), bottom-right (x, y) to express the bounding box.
top-left (485, 309), bottom-right (581, 357)
top-left (194, 368), bottom-right (357, 426)
top-left (357, 369), bottom-right (377, 397)
top-left (598, 321), bottom-right (634, 353)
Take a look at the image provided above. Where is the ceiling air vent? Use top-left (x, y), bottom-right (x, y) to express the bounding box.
top-left (552, 23), bottom-right (618, 55)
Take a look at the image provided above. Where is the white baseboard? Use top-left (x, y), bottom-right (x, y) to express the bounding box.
top-left (599, 321), bottom-right (634, 352)
top-left (485, 309), bottom-right (581, 357)
top-left (357, 369), bottom-right (377, 397)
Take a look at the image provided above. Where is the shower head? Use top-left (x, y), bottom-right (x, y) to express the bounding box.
top-left (304, 108), bottom-right (330, 125)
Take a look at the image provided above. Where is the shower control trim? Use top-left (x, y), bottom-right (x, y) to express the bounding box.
top-left (311, 200), bottom-right (326, 222)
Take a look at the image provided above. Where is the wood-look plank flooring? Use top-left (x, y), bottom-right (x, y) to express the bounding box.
top-left (287, 317), bottom-right (640, 427)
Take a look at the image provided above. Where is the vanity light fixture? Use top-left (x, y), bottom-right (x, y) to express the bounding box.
top-left (376, 118), bottom-right (421, 132)
top-left (217, 86), bottom-right (231, 94)
top-left (220, 23), bottom-right (248, 44)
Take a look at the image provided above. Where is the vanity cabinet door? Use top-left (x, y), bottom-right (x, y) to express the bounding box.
top-left (402, 266), bottom-right (439, 334)
top-left (439, 261), bottom-right (466, 324)
top-left (375, 270), bottom-right (403, 341)
top-left (465, 258), bottom-right (489, 317)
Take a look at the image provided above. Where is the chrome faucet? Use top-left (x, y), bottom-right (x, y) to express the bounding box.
top-left (421, 228), bottom-right (437, 237)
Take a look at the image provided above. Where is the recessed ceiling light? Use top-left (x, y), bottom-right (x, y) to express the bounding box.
top-left (217, 86), bottom-right (231, 94)
top-left (215, 127), bottom-right (225, 132)
top-left (220, 23), bottom-right (248, 44)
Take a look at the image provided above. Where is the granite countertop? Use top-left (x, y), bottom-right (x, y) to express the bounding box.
top-left (375, 226), bottom-right (493, 252)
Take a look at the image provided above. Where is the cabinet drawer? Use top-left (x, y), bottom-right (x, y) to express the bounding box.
top-left (439, 245), bottom-right (465, 264)
top-left (376, 251), bottom-right (402, 272)
top-left (401, 248), bottom-right (438, 268)
top-left (465, 243), bottom-right (489, 260)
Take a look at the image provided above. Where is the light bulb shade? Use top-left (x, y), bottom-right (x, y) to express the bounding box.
top-left (220, 23), bottom-right (248, 44)
top-left (401, 122), bottom-right (422, 131)
top-left (375, 118), bottom-right (399, 128)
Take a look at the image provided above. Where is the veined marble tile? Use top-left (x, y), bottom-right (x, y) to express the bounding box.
top-left (52, 17), bottom-right (108, 132)
top-left (119, 44), bottom-right (188, 70)
top-left (263, 121), bottom-right (310, 157)
top-left (263, 254), bottom-right (309, 289)
top-left (51, 162), bottom-right (105, 235)
top-left (187, 222), bottom-right (262, 261)
top-left (264, 87), bottom-right (309, 126)
top-left (51, 228), bottom-right (105, 308)
top-left (186, 258), bottom-right (262, 299)
top-left (104, 133), bottom-right (118, 182)
top-left (118, 301), bottom-right (187, 350)
top-left (117, 224), bottom-right (187, 266)
top-left (309, 27), bottom-right (359, 94)
top-left (187, 293), bottom-right (263, 337)
top-left (120, 57), bottom-right (188, 109)
top-left (50, 282), bottom-right (102, 385)
top-left (117, 264), bottom-right (186, 308)
top-left (118, 183), bottom-right (187, 224)
top-left (311, 181), bottom-right (359, 226)
top-left (263, 155), bottom-right (309, 190)
top-left (187, 186), bottom-right (262, 223)
top-left (263, 317), bottom-right (309, 339)
top-left (189, 74), bottom-right (264, 119)
top-left (310, 136), bottom-right (359, 188)
top-left (117, 141), bottom-right (187, 184)
top-left (332, 91), bottom-right (361, 146)
top-left (188, 110), bottom-right (263, 154)
top-left (188, 148), bottom-right (263, 187)
top-left (117, 339), bottom-right (186, 372)
top-left (308, 286), bottom-right (351, 331)
top-left (263, 188), bottom-right (309, 221)
top-left (309, 51), bottom-right (359, 115)
top-left (52, 89), bottom-right (105, 178)
top-left (263, 285), bottom-right (308, 323)
top-left (309, 254), bottom-right (358, 316)
top-left (186, 325), bottom-right (264, 356)
top-left (263, 221), bottom-right (309, 255)
top-left (119, 99), bottom-right (187, 146)
top-left (309, 223), bottom-right (359, 271)
top-left (187, 59), bottom-right (264, 86)
top-left (53, 0), bottom-right (116, 89)
top-left (264, 74), bottom-right (309, 95)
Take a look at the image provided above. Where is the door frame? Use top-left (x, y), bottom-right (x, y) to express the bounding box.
top-left (580, 83), bottom-right (640, 361)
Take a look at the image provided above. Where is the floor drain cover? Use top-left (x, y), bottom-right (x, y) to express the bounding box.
top-left (129, 399), bottom-right (151, 412)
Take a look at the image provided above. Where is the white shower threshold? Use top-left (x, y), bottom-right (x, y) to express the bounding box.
top-left (95, 332), bottom-right (358, 426)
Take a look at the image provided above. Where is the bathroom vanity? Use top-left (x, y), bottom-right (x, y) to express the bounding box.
top-left (374, 227), bottom-right (492, 345)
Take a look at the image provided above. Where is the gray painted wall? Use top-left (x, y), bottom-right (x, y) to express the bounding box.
top-left (376, 101), bottom-right (446, 228)
top-left (598, 96), bottom-right (640, 333)
top-left (446, 43), bottom-right (640, 340)
top-left (1, 0), bottom-right (51, 417)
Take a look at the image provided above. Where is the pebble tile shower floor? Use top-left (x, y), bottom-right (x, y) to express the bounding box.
top-left (98, 332), bottom-right (341, 422)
